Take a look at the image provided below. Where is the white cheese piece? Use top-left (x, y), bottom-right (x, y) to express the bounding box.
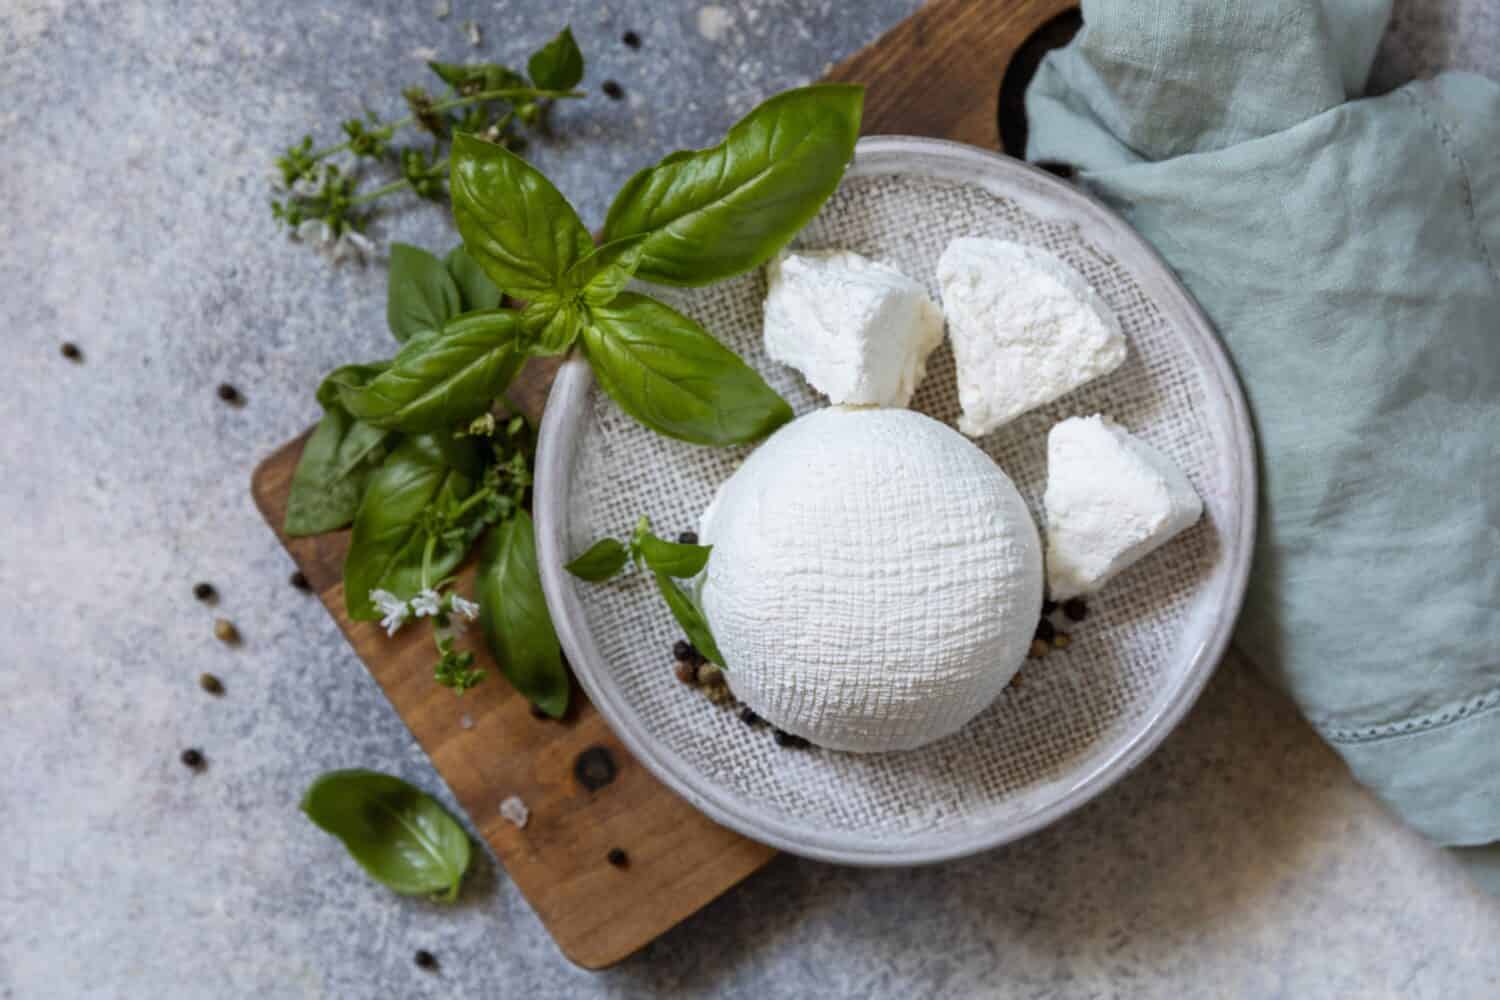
top-left (698, 407), bottom-right (1043, 753)
top-left (937, 238), bottom-right (1127, 436)
top-left (1043, 415), bottom-right (1203, 600)
top-left (763, 250), bottom-right (945, 408)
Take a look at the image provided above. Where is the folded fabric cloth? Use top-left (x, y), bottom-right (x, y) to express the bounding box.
top-left (1026, 0), bottom-right (1500, 881)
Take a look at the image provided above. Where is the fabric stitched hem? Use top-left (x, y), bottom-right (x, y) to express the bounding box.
top-left (1313, 684), bottom-right (1500, 745)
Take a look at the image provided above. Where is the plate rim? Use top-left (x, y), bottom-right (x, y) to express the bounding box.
top-left (534, 135), bottom-right (1258, 866)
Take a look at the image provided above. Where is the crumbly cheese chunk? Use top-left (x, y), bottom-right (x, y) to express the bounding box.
top-left (698, 407), bottom-right (1043, 753)
top-left (937, 238), bottom-right (1127, 436)
top-left (763, 250), bottom-right (945, 408)
top-left (1043, 416), bottom-right (1203, 599)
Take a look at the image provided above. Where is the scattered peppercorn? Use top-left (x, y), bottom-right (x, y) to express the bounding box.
top-left (772, 729), bottom-right (811, 749)
top-left (739, 707), bottom-right (761, 727)
top-left (677, 530), bottom-right (698, 545)
top-left (573, 746), bottom-right (618, 791)
top-left (674, 659), bottom-right (700, 685)
top-left (180, 748), bottom-right (204, 769)
top-left (697, 663), bottom-right (724, 687)
top-left (1028, 638), bottom-right (1050, 659)
top-left (216, 383), bottom-right (243, 405)
top-left (705, 685), bottom-right (732, 705)
top-left (193, 582), bottom-right (216, 603)
top-left (1009, 672), bottom-right (1024, 689)
top-left (413, 950), bottom-right (437, 971)
top-left (602, 80), bottom-right (624, 100)
top-left (1053, 632), bottom-right (1072, 650)
top-left (673, 639), bottom-right (692, 661)
top-left (622, 30), bottom-right (641, 49)
top-left (60, 342), bottom-right (83, 362)
top-left (1042, 599), bottom-right (1058, 616)
top-left (212, 618), bottom-right (239, 644)
top-left (530, 703), bottom-right (549, 720)
top-left (289, 570), bottom-right (311, 591)
top-left (1062, 598), bottom-right (1088, 622)
top-left (1034, 618), bottom-right (1056, 643)
top-left (198, 672), bottom-right (224, 696)
top-left (607, 847), bottom-right (628, 867)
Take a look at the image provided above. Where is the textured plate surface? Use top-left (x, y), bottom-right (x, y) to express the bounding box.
top-left (535, 137), bottom-right (1255, 865)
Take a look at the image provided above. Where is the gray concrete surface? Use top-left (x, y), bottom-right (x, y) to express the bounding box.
top-left (3, 1), bottom-right (1499, 997)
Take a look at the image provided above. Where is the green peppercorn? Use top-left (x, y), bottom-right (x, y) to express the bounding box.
top-left (198, 672), bottom-right (224, 696)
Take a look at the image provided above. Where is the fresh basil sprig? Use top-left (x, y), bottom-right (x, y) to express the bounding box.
top-left (603, 84), bottom-right (864, 286)
top-left (566, 517), bottom-right (724, 666)
top-left (301, 770), bottom-right (471, 901)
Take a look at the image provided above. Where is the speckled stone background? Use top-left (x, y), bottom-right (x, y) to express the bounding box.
top-left (3, 1), bottom-right (1499, 997)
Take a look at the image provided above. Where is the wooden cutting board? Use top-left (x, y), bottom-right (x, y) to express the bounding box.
top-left (251, 0), bottom-right (1078, 970)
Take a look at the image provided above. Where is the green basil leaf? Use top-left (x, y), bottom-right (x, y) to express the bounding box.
top-left (567, 235), bottom-right (646, 307)
top-left (387, 243), bottom-right (462, 344)
top-left (429, 61), bottom-right (529, 96)
top-left (654, 570), bottom-right (724, 666)
top-left (343, 434), bottom-right (476, 620)
top-left (581, 292), bottom-right (793, 445)
top-left (602, 84), bottom-right (864, 286)
top-left (318, 362), bottom-right (389, 409)
top-left (637, 531), bottom-right (711, 578)
top-left (564, 538), bottom-right (630, 581)
top-left (301, 769), bottom-right (471, 901)
top-left (339, 310), bottom-right (524, 432)
top-left (476, 510), bottom-right (570, 718)
top-left (520, 295), bottom-right (585, 356)
top-left (526, 25), bottom-right (584, 91)
top-left (284, 406), bottom-right (392, 536)
top-left (445, 244), bottom-right (504, 311)
top-left (450, 133), bottom-right (592, 297)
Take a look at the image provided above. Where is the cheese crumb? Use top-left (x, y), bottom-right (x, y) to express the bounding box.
top-left (763, 250), bottom-right (944, 408)
top-left (1043, 416), bottom-right (1202, 599)
top-left (938, 238), bottom-right (1126, 436)
top-left (499, 795), bottom-right (529, 828)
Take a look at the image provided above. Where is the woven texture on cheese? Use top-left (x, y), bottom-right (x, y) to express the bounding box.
top-left (568, 173), bottom-right (1228, 846)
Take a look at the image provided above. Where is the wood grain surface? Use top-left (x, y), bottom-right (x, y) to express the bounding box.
top-left (251, 0), bottom-right (1078, 970)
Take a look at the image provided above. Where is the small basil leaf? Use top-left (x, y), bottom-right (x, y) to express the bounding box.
top-left (300, 769), bottom-right (471, 901)
top-left (445, 244), bottom-right (504, 311)
top-left (318, 362), bottom-right (390, 409)
top-left (285, 406), bottom-right (392, 536)
top-left (526, 25), bottom-right (584, 92)
top-left (567, 235), bottom-right (646, 308)
top-left (637, 531), bottom-right (711, 578)
top-left (520, 295), bottom-right (585, 356)
top-left (387, 243), bottom-right (462, 344)
top-left (564, 538), bottom-right (630, 581)
top-left (339, 310), bottom-right (524, 432)
top-left (581, 292), bottom-right (793, 445)
top-left (344, 434), bottom-right (476, 621)
top-left (450, 133), bottom-right (592, 297)
top-left (602, 84), bottom-right (864, 286)
top-left (429, 61), bottom-right (529, 96)
top-left (654, 570), bottom-right (724, 666)
top-left (476, 510), bottom-right (570, 718)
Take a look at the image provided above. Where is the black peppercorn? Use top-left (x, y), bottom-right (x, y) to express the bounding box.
top-left (193, 582), bottom-right (216, 603)
top-left (1042, 599), bottom-right (1058, 616)
top-left (60, 342), bottom-right (83, 361)
top-left (622, 30), bottom-right (641, 49)
top-left (180, 748), bottom-right (204, 769)
top-left (607, 847), bottom-right (628, 867)
top-left (1062, 598), bottom-right (1089, 622)
top-left (198, 672), bottom-right (224, 696)
top-left (602, 80), bottom-right (624, 100)
top-left (216, 383), bottom-right (242, 404)
top-left (413, 950), bottom-right (437, 971)
top-left (1034, 618), bottom-right (1055, 643)
top-left (673, 639), bottom-right (700, 662)
top-left (772, 729), bottom-right (810, 749)
top-left (289, 570), bottom-right (310, 591)
top-left (677, 530), bottom-right (698, 545)
top-left (739, 706), bottom-right (761, 727)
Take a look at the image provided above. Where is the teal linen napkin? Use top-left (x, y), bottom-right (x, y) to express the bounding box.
top-left (1026, 0), bottom-right (1500, 872)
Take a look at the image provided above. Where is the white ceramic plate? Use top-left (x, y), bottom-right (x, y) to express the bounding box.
top-left (534, 137), bottom-right (1255, 866)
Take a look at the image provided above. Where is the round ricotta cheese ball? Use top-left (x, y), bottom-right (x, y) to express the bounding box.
top-left (698, 407), bottom-right (1043, 752)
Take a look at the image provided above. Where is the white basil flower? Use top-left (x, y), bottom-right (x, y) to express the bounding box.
top-left (449, 595), bottom-right (480, 621)
top-left (411, 588), bottom-right (443, 618)
top-left (371, 589), bottom-right (410, 636)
